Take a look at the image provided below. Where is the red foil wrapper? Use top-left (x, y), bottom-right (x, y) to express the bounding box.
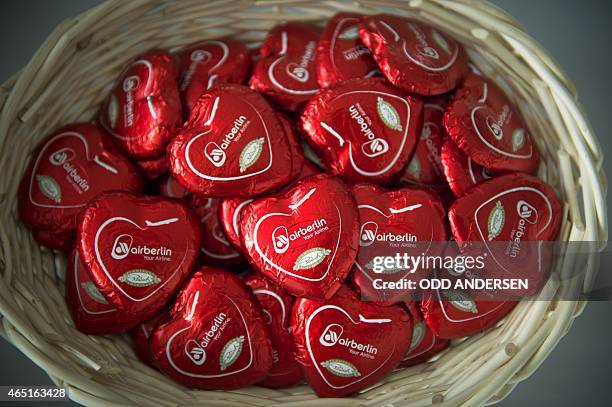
top-left (77, 192), bottom-right (201, 322)
top-left (244, 273), bottom-right (303, 388)
top-left (178, 39), bottom-right (251, 113)
top-left (259, 22), bottom-right (321, 58)
top-left (150, 267), bottom-right (273, 389)
top-left (316, 13), bottom-right (379, 88)
top-left (291, 286), bottom-right (412, 397)
top-left (350, 184), bottom-right (448, 304)
top-left (155, 174), bottom-right (191, 200)
top-left (137, 155), bottom-right (169, 180)
top-left (300, 78), bottom-right (423, 184)
top-left (241, 174), bottom-right (359, 300)
top-left (167, 84), bottom-right (299, 197)
top-left (219, 197), bottom-right (254, 251)
top-left (66, 249), bottom-right (141, 334)
top-left (100, 50), bottom-right (183, 160)
top-left (132, 313), bottom-right (165, 366)
top-left (359, 15), bottom-right (469, 95)
top-left (190, 196), bottom-right (243, 265)
top-left (444, 73), bottom-right (540, 173)
top-left (440, 138), bottom-right (493, 197)
top-left (400, 302), bottom-right (449, 366)
top-left (18, 123), bottom-right (143, 251)
top-left (400, 100), bottom-right (447, 186)
top-left (448, 173), bottom-right (561, 296)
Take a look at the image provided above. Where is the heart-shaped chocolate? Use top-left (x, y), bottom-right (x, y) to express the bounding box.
top-left (448, 173), bottom-right (561, 296)
top-left (444, 74), bottom-right (540, 174)
top-left (440, 138), bottom-right (493, 197)
top-left (316, 12), bottom-right (379, 89)
top-left (66, 249), bottom-right (141, 334)
top-left (150, 267), bottom-right (273, 389)
top-left (350, 184), bottom-right (448, 304)
top-left (77, 192), bottom-right (201, 321)
top-left (167, 84), bottom-right (299, 197)
top-left (259, 23), bottom-right (321, 58)
top-left (291, 286), bottom-right (412, 397)
top-left (219, 197), bottom-right (254, 251)
top-left (359, 15), bottom-right (469, 95)
top-left (136, 155), bottom-right (169, 180)
top-left (241, 174), bottom-right (359, 300)
top-left (400, 302), bottom-right (449, 366)
top-left (178, 39), bottom-right (251, 113)
top-left (244, 273), bottom-right (303, 388)
top-left (156, 174), bottom-right (191, 200)
top-left (18, 123), bottom-right (143, 251)
top-left (132, 313), bottom-right (165, 366)
top-left (100, 50), bottom-right (183, 160)
top-left (300, 78), bottom-right (423, 184)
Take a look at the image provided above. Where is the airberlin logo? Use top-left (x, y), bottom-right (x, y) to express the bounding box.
top-left (486, 105), bottom-right (511, 141)
top-left (359, 221), bottom-right (417, 247)
top-left (319, 323), bottom-right (377, 355)
top-left (122, 75), bottom-right (140, 127)
top-left (509, 200), bottom-right (538, 258)
top-left (185, 312), bottom-right (228, 365)
top-left (349, 103), bottom-right (390, 158)
top-left (271, 218), bottom-right (328, 254)
top-left (110, 234), bottom-right (172, 260)
top-left (204, 115), bottom-right (248, 168)
top-left (48, 147), bottom-right (90, 192)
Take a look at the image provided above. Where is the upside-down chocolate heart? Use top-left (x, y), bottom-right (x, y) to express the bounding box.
top-left (150, 267), bottom-right (273, 389)
top-left (244, 273), bottom-right (303, 388)
top-left (316, 12), bottom-right (379, 88)
top-left (250, 24), bottom-right (320, 111)
top-left (178, 38), bottom-right (251, 113)
top-left (440, 139), bottom-right (493, 197)
top-left (301, 78), bottom-right (423, 184)
top-left (100, 50), bottom-right (183, 160)
top-left (448, 173), bottom-right (561, 296)
top-left (77, 192), bottom-right (201, 321)
top-left (18, 123), bottom-right (143, 251)
top-left (350, 184), bottom-right (448, 304)
top-left (359, 14), bottom-right (469, 95)
top-left (167, 84), bottom-right (299, 197)
top-left (241, 174), bottom-right (359, 300)
top-left (291, 286), bottom-right (412, 397)
top-left (66, 249), bottom-right (140, 334)
top-left (444, 73), bottom-right (540, 174)
top-left (400, 302), bottom-right (449, 366)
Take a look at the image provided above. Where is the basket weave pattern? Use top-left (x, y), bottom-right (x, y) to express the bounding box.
top-left (0, 0), bottom-right (607, 405)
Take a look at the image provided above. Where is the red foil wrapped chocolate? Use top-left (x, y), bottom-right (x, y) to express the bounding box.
top-left (18, 123), bottom-right (143, 251)
top-left (241, 174), bottom-right (359, 300)
top-left (444, 73), bottom-right (540, 173)
top-left (101, 50), bottom-right (183, 160)
top-left (244, 273), bottom-right (302, 388)
top-left (137, 155), bottom-right (169, 180)
top-left (291, 286), bottom-right (412, 397)
top-left (150, 267), bottom-right (273, 389)
top-left (66, 249), bottom-right (140, 334)
top-left (300, 78), bottom-right (423, 184)
top-left (316, 13), bottom-right (379, 88)
top-left (448, 173), bottom-right (561, 296)
top-left (156, 174), bottom-right (191, 199)
top-left (250, 23), bottom-right (320, 111)
top-left (359, 15), bottom-right (469, 95)
top-left (178, 39), bottom-right (251, 113)
top-left (219, 197), bottom-right (254, 251)
top-left (400, 101), bottom-right (447, 186)
top-left (440, 139), bottom-right (492, 197)
top-left (400, 302), bottom-right (449, 366)
top-left (350, 184), bottom-right (448, 304)
top-left (167, 84), bottom-right (300, 197)
top-left (132, 313), bottom-right (165, 366)
top-left (77, 192), bottom-right (201, 322)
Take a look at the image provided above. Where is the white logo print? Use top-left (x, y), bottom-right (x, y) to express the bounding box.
top-left (517, 200), bottom-right (538, 224)
top-left (272, 226), bottom-right (290, 254)
top-left (320, 324), bottom-right (343, 346)
top-left (204, 142), bottom-right (226, 167)
top-left (362, 138), bottom-right (389, 158)
top-left (185, 340), bottom-right (207, 365)
top-left (49, 147), bottom-right (75, 166)
top-left (111, 234), bottom-right (133, 260)
top-left (359, 221), bottom-right (378, 247)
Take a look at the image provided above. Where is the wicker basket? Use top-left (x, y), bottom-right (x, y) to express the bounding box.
top-left (0, 0), bottom-right (607, 405)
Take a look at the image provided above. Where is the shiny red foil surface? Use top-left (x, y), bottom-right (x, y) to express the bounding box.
top-left (77, 192), bottom-right (201, 322)
top-left (300, 78), bottom-right (423, 184)
top-left (241, 174), bottom-right (359, 300)
top-left (150, 267), bottom-right (273, 389)
top-left (137, 155), bottom-right (169, 180)
top-left (400, 302), bottom-right (449, 366)
top-left (132, 312), bottom-right (165, 366)
top-left (440, 139), bottom-right (492, 197)
top-left (100, 50), bottom-right (183, 160)
top-left (18, 123), bottom-right (143, 251)
top-left (291, 286), bottom-right (412, 397)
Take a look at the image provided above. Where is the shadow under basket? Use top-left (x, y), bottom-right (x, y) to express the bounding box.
top-left (0, 0), bottom-right (607, 406)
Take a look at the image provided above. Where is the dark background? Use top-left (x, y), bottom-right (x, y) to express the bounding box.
top-left (0, 0), bottom-right (610, 406)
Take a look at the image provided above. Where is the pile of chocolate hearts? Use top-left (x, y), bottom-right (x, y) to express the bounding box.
top-left (18, 13), bottom-right (562, 397)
